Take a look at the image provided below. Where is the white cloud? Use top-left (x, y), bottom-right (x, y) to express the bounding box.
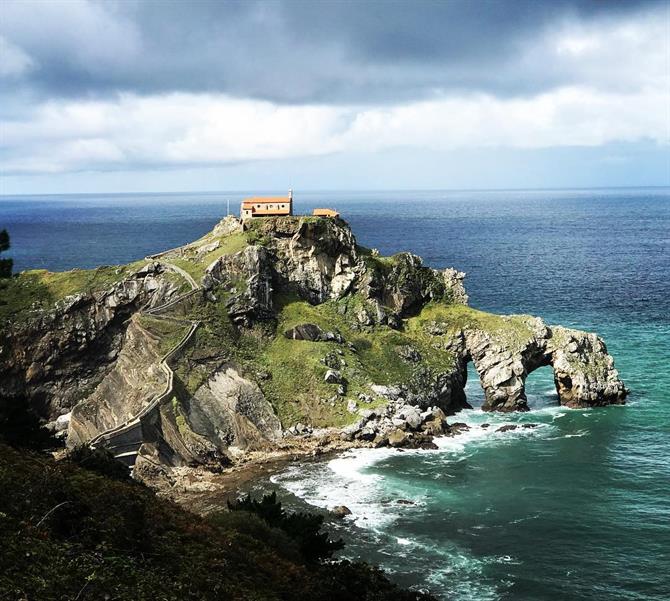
top-left (1, 84), bottom-right (668, 174)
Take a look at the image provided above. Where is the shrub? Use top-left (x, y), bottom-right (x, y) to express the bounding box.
top-left (67, 445), bottom-right (131, 481)
top-left (0, 395), bottom-right (56, 450)
top-left (228, 491), bottom-right (345, 562)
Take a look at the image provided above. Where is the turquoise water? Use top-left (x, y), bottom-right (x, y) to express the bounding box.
top-left (2, 188), bottom-right (669, 599)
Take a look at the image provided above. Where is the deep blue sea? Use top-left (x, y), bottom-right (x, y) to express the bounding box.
top-left (1, 189), bottom-right (669, 600)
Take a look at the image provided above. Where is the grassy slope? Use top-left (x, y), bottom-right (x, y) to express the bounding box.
top-left (0, 444), bottom-right (434, 601)
top-left (167, 231), bottom-right (248, 282)
top-left (409, 303), bottom-right (537, 351)
top-left (0, 261), bottom-right (146, 324)
top-left (257, 300), bottom-right (539, 427)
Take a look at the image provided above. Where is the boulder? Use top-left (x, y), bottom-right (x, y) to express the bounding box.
top-left (324, 369), bottom-right (343, 384)
top-left (496, 424), bottom-right (518, 433)
top-left (396, 405), bottom-right (422, 430)
top-left (388, 428), bottom-right (408, 447)
top-left (448, 422), bottom-right (470, 435)
top-left (332, 505), bottom-right (352, 518)
top-left (284, 323), bottom-right (344, 343)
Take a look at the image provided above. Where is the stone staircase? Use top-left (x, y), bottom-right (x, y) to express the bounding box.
top-left (89, 261), bottom-right (201, 468)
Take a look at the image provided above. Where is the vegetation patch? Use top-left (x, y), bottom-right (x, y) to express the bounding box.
top-left (410, 303), bottom-right (536, 350)
top-left (137, 315), bottom-right (191, 357)
top-left (0, 261), bottom-right (145, 324)
top-left (249, 293), bottom-right (456, 427)
top-left (165, 232), bottom-right (249, 282)
top-left (0, 443), bottom-right (435, 601)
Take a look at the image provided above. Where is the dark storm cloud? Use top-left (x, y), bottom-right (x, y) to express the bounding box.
top-left (0, 0), bottom-right (662, 104)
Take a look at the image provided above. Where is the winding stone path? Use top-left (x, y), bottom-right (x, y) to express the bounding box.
top-left (90, 260), bottom-right (201, 468)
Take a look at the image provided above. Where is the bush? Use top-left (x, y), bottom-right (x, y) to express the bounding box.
top-left (0, 395), bottom-right (57, 450)
top-left (0, 228), bottom-right (12, 278)
top-left (67, 445), bottom-right (131, 481)
top-left (228, 491), bottom-right (345, 562)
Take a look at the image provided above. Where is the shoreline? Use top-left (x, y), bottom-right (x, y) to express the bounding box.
top-left (156, 432), bottom-right (370, 514)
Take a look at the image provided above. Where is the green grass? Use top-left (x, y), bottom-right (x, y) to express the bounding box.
top-left (0, 261), bottom-right (146, 324)
top-left (167, 232), bottom-right (248, 282)
top-left (171, 293), bottom-right (241, 395)
top-left (409, 303), bottom-right (537, 350)
top-left (248, 293), bottom-right (457, 427)
top-left (137, 315), bottom-right (191, 357)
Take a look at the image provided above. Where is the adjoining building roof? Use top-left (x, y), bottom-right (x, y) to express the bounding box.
top-left (312, 208), bottom-right (339, 217)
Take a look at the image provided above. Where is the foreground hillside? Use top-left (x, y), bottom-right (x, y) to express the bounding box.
top-left (0, 215), bottom-right (626, 479)
top-left (0, 443), bottom-right (434, 601)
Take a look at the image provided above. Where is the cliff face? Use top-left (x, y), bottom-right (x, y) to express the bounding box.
top-left (0, 215), bottom-right (627, 472)
top-left (0, 262), bottom-right (181, 419)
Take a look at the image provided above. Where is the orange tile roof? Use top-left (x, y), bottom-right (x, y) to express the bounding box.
top-left (242, 196), bottom-right (290, 206)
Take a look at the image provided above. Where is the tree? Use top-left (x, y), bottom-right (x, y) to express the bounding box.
top-left (0, 229), bottom-right (12, 278)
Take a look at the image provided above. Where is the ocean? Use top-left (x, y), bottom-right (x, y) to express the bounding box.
top-left (2, 188), bottom-right (669, 600)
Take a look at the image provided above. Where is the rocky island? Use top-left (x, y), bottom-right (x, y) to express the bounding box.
top-left (1, 215), bottom-right (627, 489)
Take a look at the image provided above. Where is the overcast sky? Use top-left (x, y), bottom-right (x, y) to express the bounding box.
top-left (1, 0), bottom-right (668, 193)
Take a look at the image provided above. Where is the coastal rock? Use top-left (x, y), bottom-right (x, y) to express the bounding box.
top-left (183, 363), bottom-right (283, 459)
top-left (284, 323), bottom-right (344, 343)
top-left (395, 405), bottom-right (422, 430)
top-left (548, 327), bottom-right (628, 408)
top-left (458, 316), bottom-right (627, 411)
top-left (448, 422), bottom-right (470, 435)
top-left (331, 505), bottom-right (352, 518)
top-left (388, 428), bottom-right (408, 447)
top-left (462, 316), bottom-right (548, 412)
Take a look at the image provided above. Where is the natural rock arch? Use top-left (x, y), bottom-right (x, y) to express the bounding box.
top-left (453, 318), bottom-right (627, 412)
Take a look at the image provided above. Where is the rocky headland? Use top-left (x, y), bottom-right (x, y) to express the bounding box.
top-left (0, 215), bottom-right (627, 490)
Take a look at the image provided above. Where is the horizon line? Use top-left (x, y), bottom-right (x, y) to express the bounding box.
top-left (1, 184), bottom-right (669, 199)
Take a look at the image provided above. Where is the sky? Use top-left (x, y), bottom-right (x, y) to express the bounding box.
top-left (0, 0), bottom-right (669, 194)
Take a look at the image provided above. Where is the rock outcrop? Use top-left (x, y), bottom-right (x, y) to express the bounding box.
top-left (67, 316), bottom-right (166, 446)
top-left (548, 326), bottom-right (627, 408)
top-left (284, 323), bottom-right (344, 343)
top-left (0, 262), bottom-right (179, 419)
top-left (186, 364), bottom-right (282, 456)
top-left (431, 316), bottom-right (627, 412)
